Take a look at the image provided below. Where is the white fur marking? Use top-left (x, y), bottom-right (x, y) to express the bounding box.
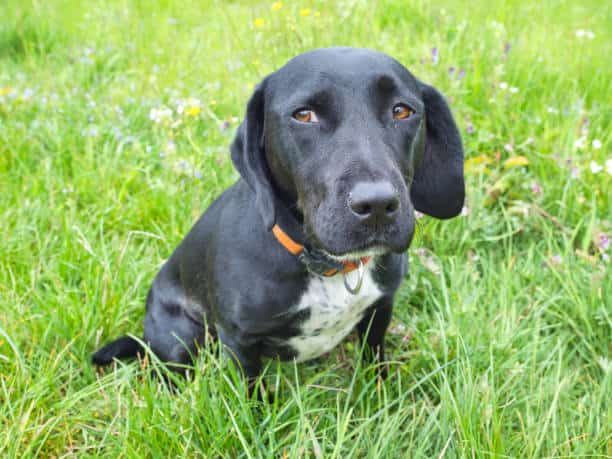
top-left (287, 262), bottom-right (382, 362)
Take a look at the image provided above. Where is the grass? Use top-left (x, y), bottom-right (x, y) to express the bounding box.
top-left (0, 0), bottom-right (610, 457)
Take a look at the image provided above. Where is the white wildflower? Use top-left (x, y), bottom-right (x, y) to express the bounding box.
top-left (149, 107), bottom-right (173, 124)
top-left (589, 161), bottom-right (603, 174)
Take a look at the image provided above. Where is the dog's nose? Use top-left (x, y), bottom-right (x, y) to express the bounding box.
top-left (348, 181), bottom-right (400, 225)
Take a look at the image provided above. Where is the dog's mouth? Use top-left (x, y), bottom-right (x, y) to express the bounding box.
top-left (322, 244), bottom-right (389, 263)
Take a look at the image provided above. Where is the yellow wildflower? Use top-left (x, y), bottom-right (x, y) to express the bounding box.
top-left (299, 8), bottom-right (311, 16)
top-left (271, 2), bottom-right (282, 11)
top-left (465, 154), bottom-right (492, 171)
top-left (503, 156), bottom-right (529, 168)
top-left (0, 88), bottom-right (14, 96)
top-left (185, 106), bottom-right (201, 117)
top-left (253, 18), bottom-right (265, 28)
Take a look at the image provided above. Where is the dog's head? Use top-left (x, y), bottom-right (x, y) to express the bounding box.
top-left (231, 47), bottom-right (464, 258)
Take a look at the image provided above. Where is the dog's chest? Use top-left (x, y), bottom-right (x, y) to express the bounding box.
top-left (285, 266), bottom-right (382, 362)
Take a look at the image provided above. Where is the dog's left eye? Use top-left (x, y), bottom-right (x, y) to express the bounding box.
top-left (292, 109), bottom-right (319, 123)
top-left (392, 104), bottom-right (414, 120)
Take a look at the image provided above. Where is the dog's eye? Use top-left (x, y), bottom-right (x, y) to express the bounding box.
top-left (392, 104), bottom-right (414, 120)
top-left (292, 109), bottom-right (319, 123)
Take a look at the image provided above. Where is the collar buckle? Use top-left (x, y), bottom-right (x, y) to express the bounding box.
top-left (297, 247), bottom-right (344, 277)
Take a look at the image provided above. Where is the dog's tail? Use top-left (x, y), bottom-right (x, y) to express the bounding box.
top-left (92, 336), bottom-right (144, 366)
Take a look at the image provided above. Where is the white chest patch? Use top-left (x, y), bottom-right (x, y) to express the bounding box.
top-left (286, 263), bottom-right (383, 362)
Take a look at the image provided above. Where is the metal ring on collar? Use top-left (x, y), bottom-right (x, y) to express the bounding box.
top-left (343, 259), bottom-right (364, 295)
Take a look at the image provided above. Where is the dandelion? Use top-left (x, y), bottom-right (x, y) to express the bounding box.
top-left (592, 139), bottom-right (602, 149)
top-left (589, 161), bottom-right (603, 174)
top-left (0, 88), bottom-right (14, 96)
top-left (185, 105), bottom-right (201, 117)
top-left (253, 18), bottom-right (265, 28)
top-left (299, 8), bottom-right (311, 16)
top-left (465, 154), bottom-right (492, 171)
top-left (503, 156), bottom-right (529, 168)
top-left (271, 2), bottom-right (282, 11)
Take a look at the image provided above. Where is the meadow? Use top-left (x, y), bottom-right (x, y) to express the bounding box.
top-left (0, 0), bottom-right (610, 457)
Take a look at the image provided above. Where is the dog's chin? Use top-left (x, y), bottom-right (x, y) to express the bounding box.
top-left (311, 229), bottom-right (414, 262)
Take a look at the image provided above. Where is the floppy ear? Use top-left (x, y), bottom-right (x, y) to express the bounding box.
top-left (410, 83), bottom-right (465, 219)
top-left (230, 80), bottom-right (276, 229)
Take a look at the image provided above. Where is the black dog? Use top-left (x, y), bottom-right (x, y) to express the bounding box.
top-left (93, 47), bottom-right (464, 382)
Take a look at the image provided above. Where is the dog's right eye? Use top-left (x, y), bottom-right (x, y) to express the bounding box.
top-left (292, 109), bottom-right (319, 123)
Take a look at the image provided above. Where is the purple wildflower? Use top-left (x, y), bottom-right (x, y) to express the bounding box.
top-left (570, 166), bottom-right (580, 179)
top-left (530, 182), bottom-right (542, 194)
top-left (431, 47), bottom-right (439, 64)
top-left (220, 120), bottom-right (230, 132)
top-left (598, 234), bottom-right (610, 251)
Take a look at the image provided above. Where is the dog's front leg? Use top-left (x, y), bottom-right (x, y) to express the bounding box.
top-left (356, 296), bottom-right (393, 378)
top-left (218, 329), bottom-right (266, 397)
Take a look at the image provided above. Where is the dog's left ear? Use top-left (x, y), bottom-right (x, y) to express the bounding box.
top-left (410, 83), bottom-right (465, 219)
top-left (230, 80), bottom-right (277, 229)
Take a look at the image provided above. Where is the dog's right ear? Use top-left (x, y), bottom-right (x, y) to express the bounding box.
top-left (230, 80), bottom-right (276, 229)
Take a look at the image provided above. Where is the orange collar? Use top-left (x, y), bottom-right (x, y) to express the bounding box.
top-left (272, 224), bottom-right (371, 276)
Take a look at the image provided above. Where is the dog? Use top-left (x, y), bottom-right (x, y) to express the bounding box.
top-left (92, 47), bottom-right (464, 383)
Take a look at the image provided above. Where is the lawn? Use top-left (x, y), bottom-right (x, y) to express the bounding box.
top-left (0, 0), bottom-right (610, 457)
